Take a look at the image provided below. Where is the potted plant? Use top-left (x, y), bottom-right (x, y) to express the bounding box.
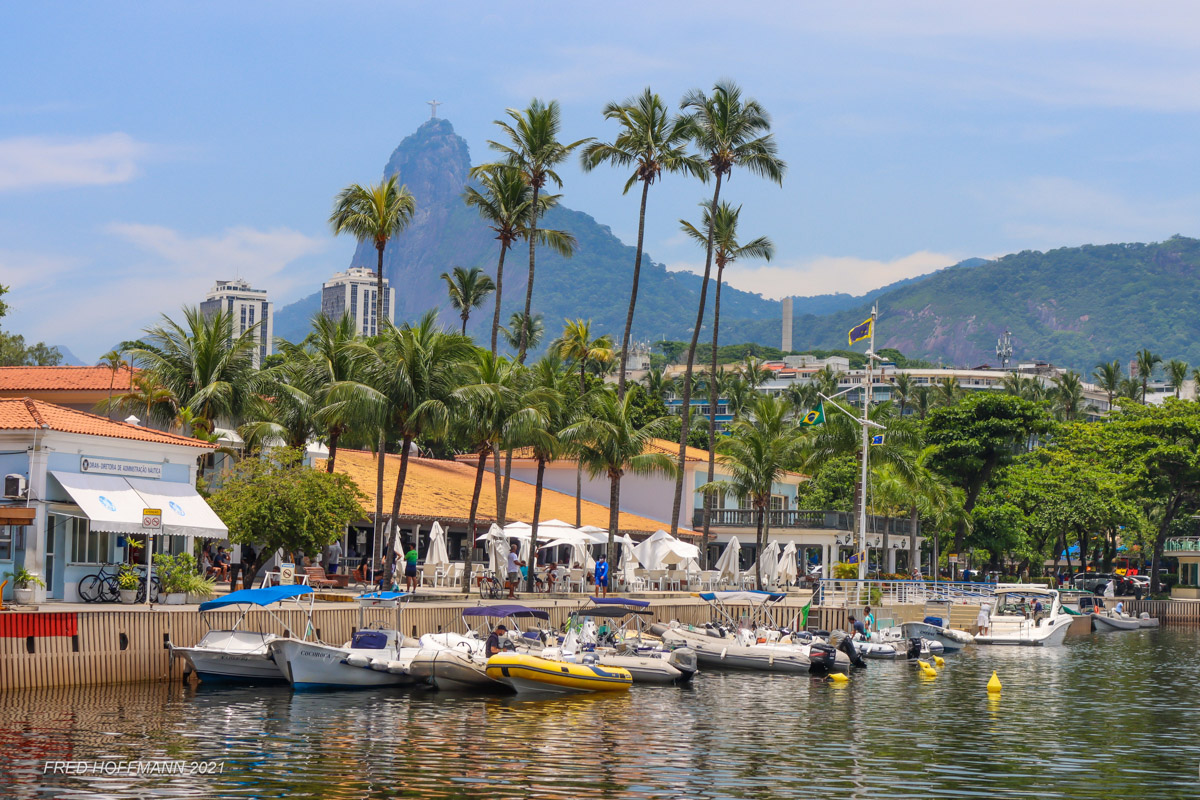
top-left (184, 572), bottom-right (217, 603)
top-left (117, 565), bottom-right (139, 604)
top-left (4, 567), bottom-right (45, 605)
top-left (154, 552), bottom-right (196, 604)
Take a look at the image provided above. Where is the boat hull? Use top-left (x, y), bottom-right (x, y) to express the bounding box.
top-left (975, 616), bottom-right (1073, 647)
top-left (270, 639), bottom-right (417, 689)
top-left (1093, 614), bottom-right (1142, 632)
top-left (597, 653), bottom-right (687, 684)
top-left (172, 645), bottom-right (286, 683)
top-left (655, 626), bottom-right (844, 674)
top-left (411, 648), bottom-right (502, 691)
top-left (898, 622), bottom-right (972, 652)
top-left (486, 653), bottom-right (632, 694)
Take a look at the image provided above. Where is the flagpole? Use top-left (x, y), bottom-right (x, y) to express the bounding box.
top-left (857, 304), bottom-right (877, 582)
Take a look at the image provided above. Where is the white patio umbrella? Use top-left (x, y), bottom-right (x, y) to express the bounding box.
top-left (577, 524), bottom-right (609, 544)
top-left (617, 534), bottom-right (640, 582)
top-left (485, 524), bottom-right (510, 575)
top-left (426, 521), bottom-right (450, 570)
top-left (778, 541), bottom-right (798, 586)
top-left (714, 536), bottom-right (742, 586)
top-left (634, 529), bottom-right (700, 570)
top-left (751, 541), bottom-right (781, 588)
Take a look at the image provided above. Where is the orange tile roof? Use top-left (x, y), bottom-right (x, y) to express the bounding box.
top-left (0, 365), bottom-right (137, 391)
top-left (323, 449), bottom-right (695, 537)
top-left (0, 398), bottom-right (213, 448)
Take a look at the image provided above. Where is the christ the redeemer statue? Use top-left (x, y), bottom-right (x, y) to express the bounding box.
top-left (427, 100), bottom-right (442, 119)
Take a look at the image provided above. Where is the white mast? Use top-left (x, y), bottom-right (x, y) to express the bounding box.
top-left (857, 304), bottom-right (877, 581)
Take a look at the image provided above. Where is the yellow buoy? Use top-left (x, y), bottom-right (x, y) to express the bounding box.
top-left (920, 667), bottom-right (937, 679)
top-left (987, 671), bottom-right (1002, 693)
top-left (827, 672), bottom-right (849, 683)
top-left (917, 659), bottom-right (932, 671)
top-left (933, 655), bottom-right (945, 668)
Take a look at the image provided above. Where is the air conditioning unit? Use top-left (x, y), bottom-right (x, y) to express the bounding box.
top-left (4, 474), bottom-right (28, 499)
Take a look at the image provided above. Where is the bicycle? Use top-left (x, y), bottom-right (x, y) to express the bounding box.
top-left (476, 570), bottom-right (502, 600)
top-left (78, 563), bottom-right (121, 603)
top-left (134, 567), bottom-right (162, 604)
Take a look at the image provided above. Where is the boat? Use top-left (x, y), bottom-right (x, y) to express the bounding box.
top-left (649, 591), bottom-right (849, 675)
top-left (852, 631), bottom-right (943, 659)
top-left (898, 600), bottom-right (975, 652)
top-left (409, 604), bottom-right (551, 691)
top-left (1079, 597), bottom-right (1146, 632)
top-left (169, 585), bottom-right (316, 683)
top-left (269, 592), bottom-right (422, 689)
top-left (548, 597), bottom-right (697, 684)
top-left (485, 652), bottom-right (633, 694)
top-left (972, 585), bottom-right (1074, 647)
top-left (1138, 613), bottom-right (1160, 629)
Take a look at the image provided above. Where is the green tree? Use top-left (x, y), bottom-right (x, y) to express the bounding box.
top-left (1166, 358), bottom-right (1189, 399)
top-left (478, 99), bottom-right (591, 364)
top-left (441, 266), bottom-right (496, 335)
top-left (98, 349), bottom-right (127, 420)
top-left (1136, 348), bottom-right (1162, 403)
top-left (207, 447), bottom-right (366, 577)
top-left (500, 312), bottom-right (544, 354)
top-left (1051, 370), bottom-right (1086, 421)
top-left (670, 80), bottom-right (786, 538)
top-left (891, 372), bottom-right (913, 417)
top-left (641, 365), bottom-right (676, 402)
top-left (935, 376), bottom-right (961, 407)
top-left (1093, 360), bottom-right (1122, 411)
top-left (556, 319), bottom-right (615, 525)
top-left (295, 312), bottom-right (372, 473)
top-left (562, 385), bottom-right (677, 564)
top-left (463, 166), bottom-right (576, 354)
top-left (581, 87), bottom-right (706, 396)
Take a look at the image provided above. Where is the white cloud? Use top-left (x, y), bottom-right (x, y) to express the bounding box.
top-left (0, 133), bottom-right (150, 191)
top-left (0, 250), bottom-right (79, 290)
top-left (668, 250), bottom-right (964, 299)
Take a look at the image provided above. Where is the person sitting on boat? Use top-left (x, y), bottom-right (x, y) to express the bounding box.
top-left (485, 624), bottom-right (508, 657)
top-left (1032, 598), bottom-right (1046, 625)
top-left (1114, 600), bottom-right (1124, 615)
top-left (595, 554), bottom-right (610, 598)
top-left (849, 615), bottom-right (867, 638)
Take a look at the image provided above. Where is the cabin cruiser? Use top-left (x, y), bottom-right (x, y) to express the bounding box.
top-left (269, 592), bottom-right (422, 689)
top-left (545, 598), bottom-right (697, 684)
top-left (169, 585), bottom-right (316, 682)
top-left (410, 604), bottom-right (550, 691)
top-left (898, 600), bottom-right (975, 652)
top-left (973, 585), bottom-right (1074, 647)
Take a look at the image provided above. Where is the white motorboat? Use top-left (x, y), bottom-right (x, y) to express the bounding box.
top-left (898, 600), bottom-right (975, 652)
top-left (169, 585), bottom-right (316, 683)
top-left (973, 585), bottom-right (1074, 647)
top-left (1078, 596), bottom-right (1152, 632)
top-left (555, 598), bottom-right (698, 684)
top-left (269, 592), bottom-right (421, 689)
top-left (410, 604), bottom-right (552, 691)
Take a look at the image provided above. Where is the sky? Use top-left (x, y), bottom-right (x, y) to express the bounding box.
top-left (4, 1), bottom-right (1200, 362)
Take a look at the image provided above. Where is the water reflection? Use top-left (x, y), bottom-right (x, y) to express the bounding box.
top-left (1, 629), bottom-right (1197, 799)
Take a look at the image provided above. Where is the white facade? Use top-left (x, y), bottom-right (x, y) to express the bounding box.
top-left (200, 279), bottom-right (273, 367)
top-left (321, 267), bottom-right (395, 337)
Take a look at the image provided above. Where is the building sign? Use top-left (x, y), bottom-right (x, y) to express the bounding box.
top-left (80, 456), bottom-right (163, 480)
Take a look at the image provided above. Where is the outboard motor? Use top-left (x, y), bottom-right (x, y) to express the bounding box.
top-left (581, 652), bottom-right (598, 665)
top-left (837, 635), bottom-right (868, 669)
top-left (814, 630), bottom-right (831, 639)
top-left (667, 647), bottom-right (699, 683)
top-left (808, 641), bottom-right (838, 675)
top-left (905, 638), bottom-right (922, 660)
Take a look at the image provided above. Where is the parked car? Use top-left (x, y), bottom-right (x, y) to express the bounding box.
top-left (1072, 572), bottom-right (1114, 593)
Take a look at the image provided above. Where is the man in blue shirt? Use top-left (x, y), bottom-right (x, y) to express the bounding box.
top-left (594, 554), bottom-right (609, 598)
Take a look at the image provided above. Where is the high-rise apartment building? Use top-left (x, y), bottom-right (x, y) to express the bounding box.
top-left (199, 278), bottom-right (273, 367)
top-left (321, 267), bottom-right (394, 337)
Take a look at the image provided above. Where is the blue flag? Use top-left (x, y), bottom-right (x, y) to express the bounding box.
top-left (848, 317), bottom-right (873, 345)
top-left (870, 433), bottom-right (885, 446)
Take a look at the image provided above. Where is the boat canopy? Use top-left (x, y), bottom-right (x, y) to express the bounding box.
top-left (699, 590), bottom-right (786, 605)
top-left (462, 604), bottom-right (551, 620)
top-left (199, 585), bottom-right (314, 611)
top-left (588, 596), bottom-right (650, 608)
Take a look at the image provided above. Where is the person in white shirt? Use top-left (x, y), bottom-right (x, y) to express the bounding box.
top-left (327, 539), bottom-right (343, 574)
top-left (506, 543), bottom-right (525, 599)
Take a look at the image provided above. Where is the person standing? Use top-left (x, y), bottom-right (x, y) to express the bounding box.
top-left (594, 554), bottom-right (610, 599)
top-left (976, 603), bottom-right (991, 636)
top-left (404, 541), bottom-right (419, 593)
top-left (863, 605), bottom-right (876, 634)
top-left (327, 539), bottom-right (342, 575)
top-left (506, 543), bottom-right (524, 600)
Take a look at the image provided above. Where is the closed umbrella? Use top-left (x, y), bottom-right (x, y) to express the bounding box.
top-left (752, 541), bottom-right (781, 588)
top-left (617, 534), bottom-right (640, 583)
top-left (485, 524), bottom-right (509, 575)
top-left (778, 542), bottom-right (798, 586)
top-left (714, 536), bottom-right (742, 587)
top-left (426, 521), bottom-right (449, 570)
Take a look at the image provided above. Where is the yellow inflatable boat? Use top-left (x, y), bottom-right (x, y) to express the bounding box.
top-left (486, 653), bottom-right (633, 694)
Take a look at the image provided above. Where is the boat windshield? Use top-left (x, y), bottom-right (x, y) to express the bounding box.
top-left (995, 594), bottom-right (1053, 615)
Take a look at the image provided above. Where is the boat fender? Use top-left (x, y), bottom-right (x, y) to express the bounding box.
top-left (346, 654), bottom-right (370, 668)
top-left (933, 655), bottom-right (945, 668)
top-left (370, 658), bottom-right (390, 671)
top-left (768, 653), bottom-right (775, 666)
top-left (827, 673), bottom-right (849, 683)
top-left (720, 647), bottom-right (727, 660)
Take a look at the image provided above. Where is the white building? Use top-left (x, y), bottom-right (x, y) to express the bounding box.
top-left (321, 267), bottom-right (395, 337)
top-left (200, 279), bottom-right (273, 367)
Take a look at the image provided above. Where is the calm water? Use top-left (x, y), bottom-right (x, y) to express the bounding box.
top-left (2, 628), bottom-right (1198, 799)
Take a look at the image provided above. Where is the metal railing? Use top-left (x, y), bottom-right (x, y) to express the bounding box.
top-left (817, 578), bottom-right (995, 607)
top-left (692, 508), bottom-right (919, 534)
top-left (1165, 536), bottom-right (1200, 552)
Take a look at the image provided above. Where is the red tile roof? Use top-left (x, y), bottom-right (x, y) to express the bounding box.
top-left (0, 398), bottom-right (213, 448)
top-left (0, 365), bottom-right (137, 391)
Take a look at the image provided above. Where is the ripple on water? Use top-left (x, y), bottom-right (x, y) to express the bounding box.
top-left (1, 629), bottom-right (1198, 799)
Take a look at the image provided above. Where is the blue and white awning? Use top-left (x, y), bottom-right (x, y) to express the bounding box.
top-left (50, 471), bottom-right (228, 539)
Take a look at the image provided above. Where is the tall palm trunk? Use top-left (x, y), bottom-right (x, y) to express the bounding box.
top-left (492, 445), bottom-right (505, 523)
top-left (1078, 528), bottom-right (1088, 576)
top-left (462, 448), bottom-right (488, 594)
top-left (372, 431), bottom-right (386, 587)
top-left (882, 518), bottom-right (890, 575)
top-left (382, 434), bottom-right (414, 590)
top-left (490, 245), bottom-right (508, 355)
top-left (703, 260), bottom-right (726, 567)
top-left (754, 499), bottom-right (765, 589)
top-left (375, 241), bottom-right (385, 332)
top-left (608, 471), bottom-right (621, 567)
top-left (517, 185), bottom-right (540, 365)
top-left (670, 171), bottom-right (723, 536)
top-left (461, 315), bottom-right (468, 335)
top-left (617, 179), bottom-right (651, 398)
top-left (577, 365), bottom-right (586, 527)
top-left (326, 427), bottom-right (341, 473)
top-left (527, 458), bottom-right (546, 592)
top-left (908, 506), bottom-right (918, 573)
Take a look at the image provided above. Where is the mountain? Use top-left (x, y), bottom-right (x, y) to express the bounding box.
top-left (274, 119), bottom-right (782, 345)
top-left (787, 238), bottom-right (1200, 370)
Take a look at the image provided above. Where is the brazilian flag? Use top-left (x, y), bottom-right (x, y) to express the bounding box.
top-left (799, 402), bottom-right (825, 426)
top-left (848, 316), bottom-right (873, 345)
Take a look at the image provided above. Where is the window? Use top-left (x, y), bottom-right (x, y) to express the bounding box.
top-left (70, 517), bottom-right (111, 564)
top-left (0, 525), bottom-right (12, 560)
top-left (770, 495), bottom-right (788, 511)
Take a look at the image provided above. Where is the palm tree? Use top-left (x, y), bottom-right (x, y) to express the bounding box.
top-left (641, 365), bottom-right (676, 402)
top-left (1166, 358), bottom-right (1189, 399)
top-left (935, 376), bottom-right (961, 406)
top-left (1117, 376), bottom-right (1142, 402)
top-left (700, 394), bottom-right (802, 588)
top-left (912, 385), bottom-right (933, 420)
top-left (100, 370), bottom-right (178, 424)
top-left (581, 88), bottom-right (706, 396)
top-left (739, 356), bottom-right (773, 390)
top-left (670, 80), bottom-right (786, 538)
top-left (1136, 348), bottom-right (1162, 403)
top-left (440, 266), bottom-right (496, 335)
top-left (1092, 360), bottom-right (1122, 410)
top-left (556, 319), bottom-right (615, 525)
top-left (872, 444), bottom-right (956, 575)
top-left (98, 349), bottom-right (126, 420)
top-left (784, 381), bottom-right (820, 419)
top-left (891, 372), bottom-right (913, 417)
top-left (329, 175), bottom-right (416, 335)
top-left (1052, 370), bottom-right (1085, 421)
top-left (562, 386), bottom-right (677, 564)
top-left (477, 99), bottom-right (591, 364)
top-left (453, 351), bottom-right (543, 594)
top-left (723, 375), bottom-right (755, 422)
top-left (288, 312), bottom-right (370, 473)
top-left (814, 364), bottom-right (842, 398)
top-left (681, 201), bottom-right (774, 566)
top-left (463, 166), bottom-right (576, 354)
top-left (126, 307), bottom-right (258, 430)
top-left (499, 312), bottom-right (544, 354)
